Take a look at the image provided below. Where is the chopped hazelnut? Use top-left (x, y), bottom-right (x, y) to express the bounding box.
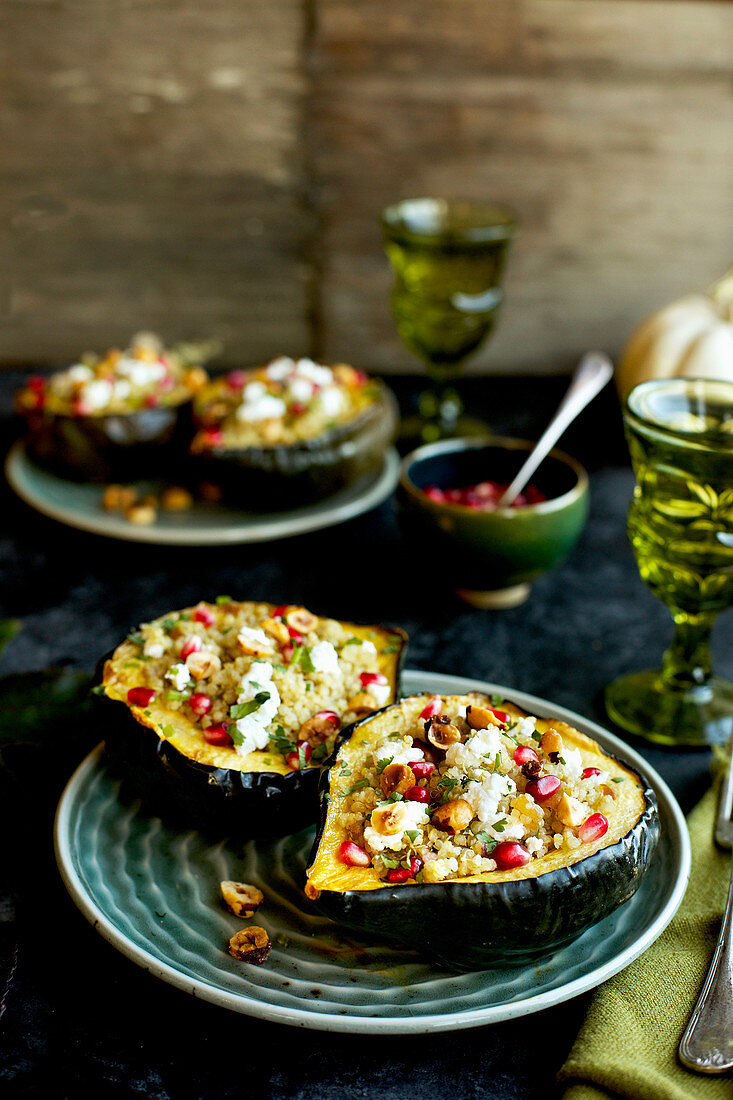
top-left (220, 880), bottom-right (264, 918)
top-left (186, 650), bottom-right (222, 680)
top-left (379, 763), bottom-right (414, 797)
top-left (228, 926), bottom-right (270, 964)
top-left (161, 486), bottom-right (194, 511)
top-left (431, 799), bottom-right (473, 835)
top-left (555, 792), bottom-right (586, 828)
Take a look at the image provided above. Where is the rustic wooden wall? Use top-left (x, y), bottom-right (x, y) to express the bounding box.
top-left (0, 0), bottom-right (731, 372)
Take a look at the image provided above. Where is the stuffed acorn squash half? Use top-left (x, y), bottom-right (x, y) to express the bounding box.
top-left (189, 357), bottom-right (398, 509)
top-left (16, 332), bottom-right (208, 482)
top-left (96, 600), bottom-right (407, 836)
top-left (305, 693), bottom-right (660, 968)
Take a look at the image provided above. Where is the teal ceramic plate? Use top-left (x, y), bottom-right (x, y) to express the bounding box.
top-left (5, 440), bottom-right (400, 546)
top-left (54, 670), bottom-right (690, 1033)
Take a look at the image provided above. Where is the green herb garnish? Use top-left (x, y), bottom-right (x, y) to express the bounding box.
top-left (127, 632), bottom-right (144, 645)
top-left (160, 724), bottom-right (176, 740)
top-left (376, 757), bottom-right (393, 776)
top-left (490, 693), bottom-right (504, 707)
top-left (343, 778), bottom-right (370, 795)
top-left (268, 725), bottom-right (294, 756)
top-left (405, 830), bottom-right (419, 842)
top-left (215, 595), bottom-right (232, 605)
top-left (91, 683), bottom-right (106, 696)
top-left (343, 637), bottom-right (362, 646)
top-left (166, 689), bottom-right (191, 702)
top-left (493, 819), bottom-right (507, 833)
top-left (476, 831), bottom-right (498, 853)
top-left (230, 691), bottom-right (271, 720)
top-left (611, 777), bottom-right (625, 783)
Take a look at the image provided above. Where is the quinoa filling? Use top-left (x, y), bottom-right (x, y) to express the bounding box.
top-left (102, 600), bottom-right (403, 772)
top-left (16, 332), bottom-right (207, 418)
top-left (191, 357), bottom-right (381, 451)
top-left (333, 695), bottom-right (624, 883)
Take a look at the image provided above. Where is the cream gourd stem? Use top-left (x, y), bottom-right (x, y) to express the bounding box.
top-left (497, 352), bottom-right (613, 509)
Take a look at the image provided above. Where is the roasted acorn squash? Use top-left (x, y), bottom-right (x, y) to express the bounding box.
top-left (190, 367), bottom-right (398, 510)
top-left (25, 402), bottom-right (195, 482)
top-left (305, 693), bottom-right (660, 968)
top-left (96, 601), bottom-right (407, 836)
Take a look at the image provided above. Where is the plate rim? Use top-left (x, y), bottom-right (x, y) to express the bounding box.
top-left (54, 669), bottom-right (691, 1033)
top-left (5, 440), bottom-right (400, 546)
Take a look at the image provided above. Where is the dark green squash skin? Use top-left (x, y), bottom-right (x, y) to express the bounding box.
top-left (191, 382), bottom-right (398, 511)
top-left (307, 696), bottom-right (661, 970)
top-left (94, 632), bottom-right (408, 838)
top-left (25, 400), bottom-right (194, 483)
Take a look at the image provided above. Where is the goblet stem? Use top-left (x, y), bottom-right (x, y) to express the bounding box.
top-left (660, 612), bottom-right (717, 694)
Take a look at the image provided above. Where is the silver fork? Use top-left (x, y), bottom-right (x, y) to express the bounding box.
top-left (678, 754), bottom-right (733, 1074)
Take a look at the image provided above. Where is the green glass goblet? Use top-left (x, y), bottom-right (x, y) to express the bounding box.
top-left (381, 197), bottom-right (516, 447)
top-left (605, 378), bottom-right (733, 747)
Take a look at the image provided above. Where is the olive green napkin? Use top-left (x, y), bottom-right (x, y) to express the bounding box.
top-left (559, 783), bottom-right (731, 1100)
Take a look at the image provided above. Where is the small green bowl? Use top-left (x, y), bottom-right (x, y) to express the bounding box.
top-left (397, 437), bottom-right (589, 608)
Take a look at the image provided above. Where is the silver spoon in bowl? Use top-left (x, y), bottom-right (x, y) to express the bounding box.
top-left (497, 351), bottom-right (614, 508)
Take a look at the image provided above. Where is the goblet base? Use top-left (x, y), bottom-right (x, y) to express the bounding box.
top-left (456, 584), bottom-right (530, 610)
top-left (398, 413), bottom-right (490, 453)
top-left (605, 669), bottom-right (733, 748)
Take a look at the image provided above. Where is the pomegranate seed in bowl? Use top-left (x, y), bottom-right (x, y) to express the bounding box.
top-left (579, 813), bottom-right (609, 844)
top-left (581, 767), bottom-right (602, 780)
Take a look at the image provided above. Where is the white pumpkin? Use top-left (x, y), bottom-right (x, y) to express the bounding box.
top-left (616, 269), bottom-right (733, 397)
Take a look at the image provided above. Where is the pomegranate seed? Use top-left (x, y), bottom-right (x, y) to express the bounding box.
top-left (30, 392), bottom-right (46, 410)
top-left (189, 693), bottom-right (212, 716)
top-left (290, 401), bottom-right (307, 416)
top-left (28, 375), bottom-right (45, 392)
top-left (410, 761), bottom-right (435, 780)
top-left (159, 374), bottom-right (175, 391)
top-left (287, 626), bottom-right (303, 644)
top-left (282, 643), bottom-right (294, 663)
top-left (204, 723), bottom-right (233, 746)
top-left (525, 775), bottom-right (562, 804)
top-left (359, 671), bottom-right (388, 687)
top-left (353, 370), bottom-right (368, 386)
top-left (313, 710), bottom-right (340, 728)
top-left (73, 399), bottom-right (90, 416)
top-left (338, 841), bottom-right (371, 867)
top-left (490, 708), bottom-right (511, 724)
top-left (493, 842), bottom-right (531, 870)
top-left (203, 428), bottom-right (223, 447)
top-left (387, 857), bottom-right (423, 884)
top-left (271, 605), bottom-right (289, 618)
top-left (579, 813), bottom-right (609, 844)
top-left (144, 393), bottom-right (160, 408)
top-left (581, 767), bottom-right (601, 780)
top-left (405, 786), bottom-right (429, 803)
top-left (419, 696), bottom-right (442, 720)
top-left (226, 370), bottom-right (246, 389)
top-left (180, 634), bottom-right (202, 659)
top-left (513, 745), bottom-right (539, 767)
top-left (286, 740), bottom-right (313, 770)
top-left (424, 487), bottom-right (446, 503)
top-left (127, 687), bottom-right (156, 707)
top-left (193, 604), bottom-right (216, 627)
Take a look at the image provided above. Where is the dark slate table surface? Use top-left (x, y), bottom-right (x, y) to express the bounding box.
top-left (0, 373), bottom-right (729, 1100)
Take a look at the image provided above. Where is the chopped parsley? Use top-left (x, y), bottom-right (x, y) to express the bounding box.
top-left (166, 689), bottom-right (191, 702)
top-left (343, 778), bottom-right (370, 796)
top-left (305, 682), bottom-right (312, 692)
top-left (490, 693), bottom-right (504, 707)
top-left (268, 725), bottom-right (294, 756)
top-left (215, 595), bottom-right (232, 605)
top-left (382, 643), bottom-right (402, 654)
top-left (339, 764), bottom-right (352, 777)
top-left (311, 742), bottom-right (329, 762)
top-left (91, 683), bottom-right (106, 696)
top-left (531, 728), bottom-right (542, 743)
top-left (289, 644), bottom-right (315, 673)
top-left (375, 757), bottom-right (393, 776)
top-left (376, 792), bottom-right (404, 807)
top-left (343, 637), bottom-right (362, 646)
top-left (230, 691), bottom-right (271, 720)
top-left (127, 632), bottom-right (144, 645)
top-left (297, 742), bottom-right (308, 770)
top-left (160, 724), bottom-right (175, 740)
top-left (493, 818), bottom-right (507, 833)
top-left (476, 831), bottom-right (498, 854)
top-left (122, 660), bottom-right (141, 669)
top-left (611, 776), bottom-right (625, 783)
top-left (405, 830), bottom-right (419, 842)
top-left (380, 856), bottom-right (400, 869)
top-left (388, 731), bottom-right (402, 740)
top-left (161, 617), bottom-right (179, 634)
